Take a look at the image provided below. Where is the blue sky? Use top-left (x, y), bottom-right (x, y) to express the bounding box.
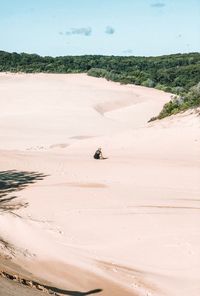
top-left (0, 0), bottom-right (199, 56)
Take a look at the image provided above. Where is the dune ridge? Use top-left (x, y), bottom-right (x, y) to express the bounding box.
top-left (0, 73), bottom-right (200, 296)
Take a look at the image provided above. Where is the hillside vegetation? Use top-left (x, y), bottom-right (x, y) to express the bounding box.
top-left (0, 50), bottom-right (200, 119)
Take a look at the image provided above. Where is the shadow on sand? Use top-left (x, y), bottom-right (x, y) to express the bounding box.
top-left (2, 269), bottom-right (103, 295)
top-left (0, 171), bottom-right (103, 295)
top-left (0, 170), bottom-right (47, 212)
top-left (45, 285), bottom-right (102, 295)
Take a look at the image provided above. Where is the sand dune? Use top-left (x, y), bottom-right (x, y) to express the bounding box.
top-left (0, 73), bottom-right (200, 296)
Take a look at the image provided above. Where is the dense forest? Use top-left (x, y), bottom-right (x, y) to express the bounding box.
top-left (0, 50), bottom-right (200, 119)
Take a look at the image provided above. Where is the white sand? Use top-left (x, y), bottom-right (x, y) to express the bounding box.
top-left (0, 73), bottom-right (200, 296)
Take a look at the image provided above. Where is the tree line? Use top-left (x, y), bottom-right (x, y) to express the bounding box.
top-left (0, 50), bottom-right (200, 118)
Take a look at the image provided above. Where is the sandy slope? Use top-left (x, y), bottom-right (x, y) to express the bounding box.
top-left (0, 73), bottom-right (200, 296)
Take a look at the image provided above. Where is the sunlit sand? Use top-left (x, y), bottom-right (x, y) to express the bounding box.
top-left (0, 73), bottom-right (200, 296)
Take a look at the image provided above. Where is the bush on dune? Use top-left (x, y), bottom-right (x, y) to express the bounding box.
top-left (149, 82), bottom-right (200, 121)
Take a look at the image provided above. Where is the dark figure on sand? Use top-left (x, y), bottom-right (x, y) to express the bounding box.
top-left (93, 148), bottom-right (107, 160)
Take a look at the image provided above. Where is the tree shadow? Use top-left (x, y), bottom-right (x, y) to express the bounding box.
top-left (0, 171), bottom-right (103, 295)
top-left (2, 270), bottom-right (103, 296)
top-left (45, 285), bottom-right (102, 295)
top-left (0, 170), bottom-right (47, 212)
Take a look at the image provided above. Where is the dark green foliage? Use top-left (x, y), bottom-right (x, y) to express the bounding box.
top-left (86, 53), bottom-right (200, 91)
top-left (1, 50), bottom-right (200, 118)
top-left (0, 50), bottom-right (199, 92)
top-left (87, 68), bottom-right (121, 82)
top-left (149, 82), bottom-right (200, 121)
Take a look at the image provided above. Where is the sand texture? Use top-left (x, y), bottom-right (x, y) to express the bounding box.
top-left (0, 73), bottom-right (200, 296)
